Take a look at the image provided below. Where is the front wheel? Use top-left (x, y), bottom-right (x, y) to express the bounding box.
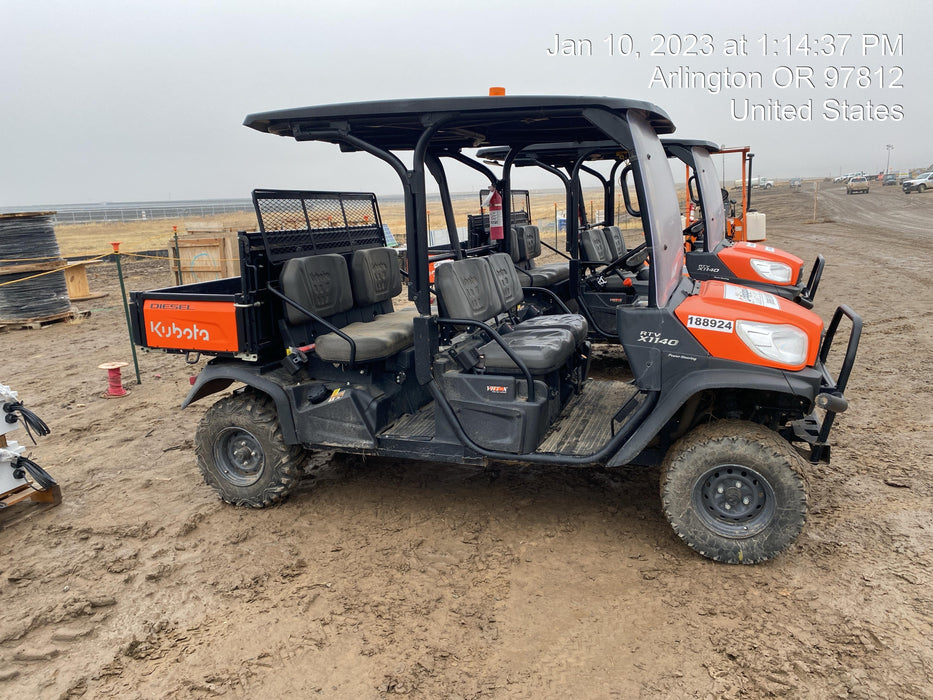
top-left (195, 390), bottom-right (306, 507)
top-left (920, 184), bottom-right (927, 193)
top-left (660, 420), bottom-right (808, 564)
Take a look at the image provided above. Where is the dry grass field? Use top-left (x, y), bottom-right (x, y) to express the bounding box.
top-left (50, 187), bottom-right (646, 259)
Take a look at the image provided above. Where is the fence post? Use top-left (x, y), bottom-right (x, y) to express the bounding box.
top-left (111, 242), bottom-right (142, 385)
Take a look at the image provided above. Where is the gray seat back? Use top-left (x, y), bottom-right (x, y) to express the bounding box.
top-left (486, 253), bottom-right (524, 310)
top-left (349, 247), bottom-right (402, 305)
top-left (602, 226), bottom-right (628, 258)
top-left (515, 225), bottom-right (542, 261)
top-left (280, 254), bottom-right (354, 324)
top-left (581, 228), bottom-right (612, 263)
top-left (507, 227), bottom-right (522, 263)
top-left (435, 257), bottom-right (504, 321)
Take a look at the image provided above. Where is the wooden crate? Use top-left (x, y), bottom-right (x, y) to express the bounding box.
top-left (63, 261), bottom-right (107, 301)
top-left (166, 234), bottom-right (239, 284)
top-left (184, 221), bottom-right (225, 234)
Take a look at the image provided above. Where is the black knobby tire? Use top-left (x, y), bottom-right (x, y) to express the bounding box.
top-left (195, 390), bottom-right (306, 508)
top-left (660, 420), bottom-right (808, 564)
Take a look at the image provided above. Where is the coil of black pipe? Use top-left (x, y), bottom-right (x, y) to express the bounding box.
top-left (0, 213), bottom-right (72, 322)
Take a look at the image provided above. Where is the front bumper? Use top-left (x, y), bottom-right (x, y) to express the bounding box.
top-left (790, 305), bottom-right (862, 462)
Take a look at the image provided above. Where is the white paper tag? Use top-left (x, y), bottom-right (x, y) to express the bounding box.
top-left (723, 283), bottom-right (780, 309)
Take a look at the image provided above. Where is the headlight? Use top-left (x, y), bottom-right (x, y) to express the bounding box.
top-left (749, 258), bottom-right (793, 283)
top-left (736, 321), bottom-right (808, 366)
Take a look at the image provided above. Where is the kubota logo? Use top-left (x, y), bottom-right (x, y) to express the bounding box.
top-left (150, 321), bottom-right (210, 341)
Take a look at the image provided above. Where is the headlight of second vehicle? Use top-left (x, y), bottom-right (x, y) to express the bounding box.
top-left (736, 321), bottom-right (808, 366)
top-left (749, 258), bottom-right (793, 283)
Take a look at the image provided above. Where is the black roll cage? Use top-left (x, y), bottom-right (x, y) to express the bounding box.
top-left (244, 97), bottom-right (675, 317)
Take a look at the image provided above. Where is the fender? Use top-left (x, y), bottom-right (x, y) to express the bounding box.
top-left (181, 360), bottom-right (300, 444)
top-left (606, 364), bottom-right (821, 467)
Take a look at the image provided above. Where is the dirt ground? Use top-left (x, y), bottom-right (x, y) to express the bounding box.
top-left (1, 182), bottom-right (931, 699)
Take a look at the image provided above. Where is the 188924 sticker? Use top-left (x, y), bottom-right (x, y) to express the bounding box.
top-left (687, 315), bottom-right (734, 332)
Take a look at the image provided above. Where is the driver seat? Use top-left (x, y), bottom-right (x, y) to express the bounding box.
top-left (602, 226), bottom-right (649, 281)
top-left (580, 228), bottom-right (639, 291)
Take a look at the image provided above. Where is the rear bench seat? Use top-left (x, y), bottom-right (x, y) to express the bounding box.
top-left (435, 256), bottom-right (584, 374)
top-left (280, 247), bottom-right (416, 363)
top-left (509, 225), bottom-right (571, 287)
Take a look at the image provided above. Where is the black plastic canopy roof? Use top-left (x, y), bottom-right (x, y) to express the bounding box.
top-left (244, 95), bottom-right (677, 314)
top-left (244, 96), bottom-right (674, 151)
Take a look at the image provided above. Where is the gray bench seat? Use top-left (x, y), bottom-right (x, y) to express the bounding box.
top-left (315, 310), bottom-right (416, 363)
top-left (515, 263), bottom-right (570, 288)
top-left (280, 247), bottom-right (415, 364)
top-left (510, 225), bottom-right (571, 287)
top-left (435, 255), bottom-right (586, 375)
top-left (580, 226), bottom-right (648, 290)
top-left (485, 253), bottom-right (587, 343)
top-left (480, 327), bottom-right (576, 373)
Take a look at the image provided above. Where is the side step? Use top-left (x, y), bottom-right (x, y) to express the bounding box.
top-left (381, 402), bottom-right (436, 441)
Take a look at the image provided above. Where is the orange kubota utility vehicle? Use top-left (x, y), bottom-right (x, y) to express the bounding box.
top-left (130, 95), bottom-right (860, 564)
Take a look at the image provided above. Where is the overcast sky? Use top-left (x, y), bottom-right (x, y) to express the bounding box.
top-left (2, 0), bottom-right (929, 206)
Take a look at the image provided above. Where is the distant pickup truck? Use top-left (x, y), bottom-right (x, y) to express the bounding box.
top-left (902, 172), bottom-right (933, 194)
top-left (733, 176), bottom-right (774, 190)
top-left (846, 177), bottom-right (870, 195)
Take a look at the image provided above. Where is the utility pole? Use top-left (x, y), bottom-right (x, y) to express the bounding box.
top-left (885, 144), bottom-right (894, 174)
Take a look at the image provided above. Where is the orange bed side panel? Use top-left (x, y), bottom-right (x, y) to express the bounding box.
top-left (142, 300), bottom-right (240, 353)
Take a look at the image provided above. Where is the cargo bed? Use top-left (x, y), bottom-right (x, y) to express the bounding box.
top-left (130, 277), bottom-right (263, 359)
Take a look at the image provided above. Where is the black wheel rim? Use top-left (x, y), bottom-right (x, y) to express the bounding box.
top-left (692, 464), bottom-right (775, 538)
top-left (214, 427), bottom-right (265, 487)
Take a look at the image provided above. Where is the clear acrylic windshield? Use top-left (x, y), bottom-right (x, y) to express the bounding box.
top-left (629, 112), bottom-right (684, 307)
top-left (692, 146), bottom-right (726, 249)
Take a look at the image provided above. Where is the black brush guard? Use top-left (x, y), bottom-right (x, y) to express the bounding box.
top-left (793, 304), bottom-right (862, 462)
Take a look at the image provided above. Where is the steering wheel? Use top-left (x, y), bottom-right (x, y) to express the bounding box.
top-left (597, 242), bottom-right (649, 279)
top-left (683, 219), bottom-right (705, 238)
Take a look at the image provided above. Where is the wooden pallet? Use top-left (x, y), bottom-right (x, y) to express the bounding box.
top-left (0, 432), bottom-right (62, 528)
top-left (0, 483), bottom-right (62, 529)
top-left (0, 259), bottom-right (65, 275)
top-left (0, 308), bottom-right (90, 332)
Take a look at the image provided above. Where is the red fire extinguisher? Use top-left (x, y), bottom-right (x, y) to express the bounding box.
top-left (484, 186), bottom-right (504, 240)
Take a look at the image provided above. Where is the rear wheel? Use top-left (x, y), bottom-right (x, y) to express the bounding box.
top-left (660, 420), bottom-right (808, 564)
top-left (195, 390), bottom-right (306, 507)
